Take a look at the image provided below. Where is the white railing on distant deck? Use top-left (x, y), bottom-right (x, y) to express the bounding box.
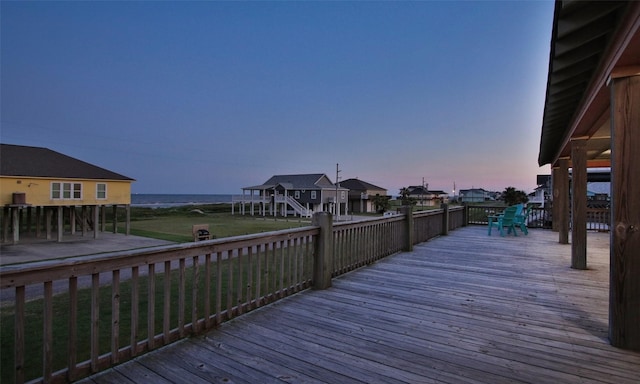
top-left (231, 195), bottom-right (269, 203)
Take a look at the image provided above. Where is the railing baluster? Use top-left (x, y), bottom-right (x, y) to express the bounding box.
top-left (247, 246), bottom-right (254, 309)
top-left (111, 270), bottom-right (120, 364)
top-left (178, 258), bottom-right (185, 337)
top-left (279, 240), bottom-right (285, 297)
top-left (226, 250), bottom-right (233, 318)
top-left (286, 239), bottom-right (292, 294)
top-left (215, 251), bottom-right (222, 325)
top-left (14, 285), bottom-right (25, 384)
top-left (68, 277), bottom-right (77, 381)
top-left (90, 274), bottom-right (99, 372)
top-left (163, 261), bottom-right (171, 344)
top-left (293, 238), bottom-right (300, 292)
top-left (204, 253), bottom-right (211, 328)
top-left (256, 244), bottom-right (263, 307)
top-left (236, 247), bottom-right (243, 315)
top-left (192, 255), bottom-right (199, 333)
top-left (270, 242), bottom-right (276, 301)
top-left (43, 281), bottom-right (53, 381)
top-left (130, 266), bottom-right (139, 357)
top-left (147, 263), bottom-right (155, 350)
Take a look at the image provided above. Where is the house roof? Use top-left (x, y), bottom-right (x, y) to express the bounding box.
top-left (339, 178), bottom-right (386, 192)
top-left (459, 188), bottom-right (487, 193)
top-left (406, 186), bottom-right (447, 195)
top-left (244, 173), bottom-right (346, 191)
top-left (0, 144), bottom-right (134, 181)
top-left (538, 1), bottom-right (640, 167)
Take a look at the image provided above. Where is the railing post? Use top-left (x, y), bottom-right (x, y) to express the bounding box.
top-left (462, 202), bottom-right (469, 226)
top-left (441, 203), bottom-right (450, 235)
top-left (312, 212), bottom-right (333, 290)
top-left (400, 206), bottom-right (414, 251)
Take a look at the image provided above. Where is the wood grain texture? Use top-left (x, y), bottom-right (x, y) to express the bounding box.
top-left (78, 227), bottom-right (640, 384)
top-left (610, 74), bottom-right (640, 350)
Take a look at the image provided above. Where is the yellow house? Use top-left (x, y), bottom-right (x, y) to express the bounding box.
top-left (1, 143), bottom-right (135, 243)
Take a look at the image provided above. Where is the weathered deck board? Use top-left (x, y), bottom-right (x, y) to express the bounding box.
top-left (80, 227), bottom-right (640, 384)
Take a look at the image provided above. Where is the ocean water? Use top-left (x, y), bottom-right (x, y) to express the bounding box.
top-left (131, 194), bottom-right (233, 208)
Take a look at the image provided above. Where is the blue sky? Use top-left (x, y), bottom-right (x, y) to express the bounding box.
top-left (1, 1), bottom-right (554, 195)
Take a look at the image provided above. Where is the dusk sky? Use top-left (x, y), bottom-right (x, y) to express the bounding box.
top-left (1, 1), bottom-right (554, 195)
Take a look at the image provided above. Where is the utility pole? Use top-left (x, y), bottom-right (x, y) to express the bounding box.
top-left (335, 163), bottom-right (341, 219)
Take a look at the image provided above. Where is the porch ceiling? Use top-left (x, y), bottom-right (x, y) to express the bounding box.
top-left (538, 1), bottom-right (640, 168)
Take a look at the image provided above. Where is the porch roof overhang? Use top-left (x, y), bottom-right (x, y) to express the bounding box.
top-left (242, 184), bottom-right (275, 191)
top-left (538, 1), bottom-right (640, 168)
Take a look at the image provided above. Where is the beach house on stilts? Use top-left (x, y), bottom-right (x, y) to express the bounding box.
top-left (0, 144), bottom-right (135, 244)
top-left (232, 173), bottom-right (349, 218)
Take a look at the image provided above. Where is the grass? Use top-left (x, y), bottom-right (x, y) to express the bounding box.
top-left (121, 204), bottom-right (311, 242)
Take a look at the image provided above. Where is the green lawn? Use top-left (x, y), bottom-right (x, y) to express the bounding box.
top-left (122, 205), bottom-right (311, 242)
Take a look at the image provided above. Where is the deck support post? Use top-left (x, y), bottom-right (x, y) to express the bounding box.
top-left (441, 203), bottom-right (449, 235)
top-left (556, 158), bottom-right (570, 244)
top-left (551, 167), bottom-right (559, 232)
top-left (400, 206), bottom-right (414, 251)
top-left (312, 212), bottom-right (333, 290)
top-left (101, 205), bottom-right (106, 232)
top-left (571, 138), bottom-right (588, 270)
top-left (112, 205), bottom-right (118, 234)
top-left (125, 204), bottom-right (131, 235)
top-left (609, 73), bottom-right (640, 351)
top-left (36, 206), bottom-right (42, 238)
top-left (12, 207), bottom-right (20, 244)
top-left (57, 206), bottom-right (64, 242)
top-left (26, 206), bottom-right (32, 236)
top-left (2, 206), bottom-right (8, 243)
top-left (70, 206), bottom-right (76, 234)
top-left (93, 205), bottom-right (100, 239)
top-left (46, 207), bottom-right (53, 240)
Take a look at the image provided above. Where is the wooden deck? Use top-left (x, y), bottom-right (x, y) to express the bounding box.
top-left (80, 226), bottom-right (640, 384)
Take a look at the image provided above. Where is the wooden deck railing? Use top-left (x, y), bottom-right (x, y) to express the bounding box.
top-left (332, 215), bottom-right (406, 275)
top-left (467, 205), bottom-right (553, 228)
top-left (585, 208), bottom-right (610, 231)
top-left (466, 204), bottom-right (610, 232)
top-left (0, 206), bottom-right (464, 384)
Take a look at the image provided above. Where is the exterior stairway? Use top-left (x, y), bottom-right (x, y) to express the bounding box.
top-left (276, 195), bottom-right (311, 217)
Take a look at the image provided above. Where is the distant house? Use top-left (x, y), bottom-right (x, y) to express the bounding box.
top-left (339, 178), bottom-right (387, 213)
top-left (458, 188), bottom-right (491, 203)
top-left (234, 173), bottom-right (348, 217)
top-left (403, 186), bottom-right (449, 207)
top-left (0, 144), bottom-right (135, 243)
top-left (528, 187), bottom-right (547, 207)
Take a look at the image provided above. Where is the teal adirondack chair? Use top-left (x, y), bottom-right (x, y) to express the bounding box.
top-left (488, 205), bottom-right (518, 236)
top-left (514, 204), bottom-right (533, 235)
top-left (514, 203), bottom-right (524, 217)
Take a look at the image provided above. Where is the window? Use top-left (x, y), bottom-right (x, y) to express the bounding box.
top-left (97, 183), bottom-right (107, 199)
top-left (311, 191), bottom-right (317, 199)
top-left (294, 190), bottom-right (300, 199)
top-left (73, 183), bottom-right (82, 199)
top-left (51, 182), bottom-right (82, 200)
top-left (341, 191), bottom-right (346, 199)
top-left (51, 183), bottom-right (61, 199)
top-left (63, 183), bottom-right (72, 199)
